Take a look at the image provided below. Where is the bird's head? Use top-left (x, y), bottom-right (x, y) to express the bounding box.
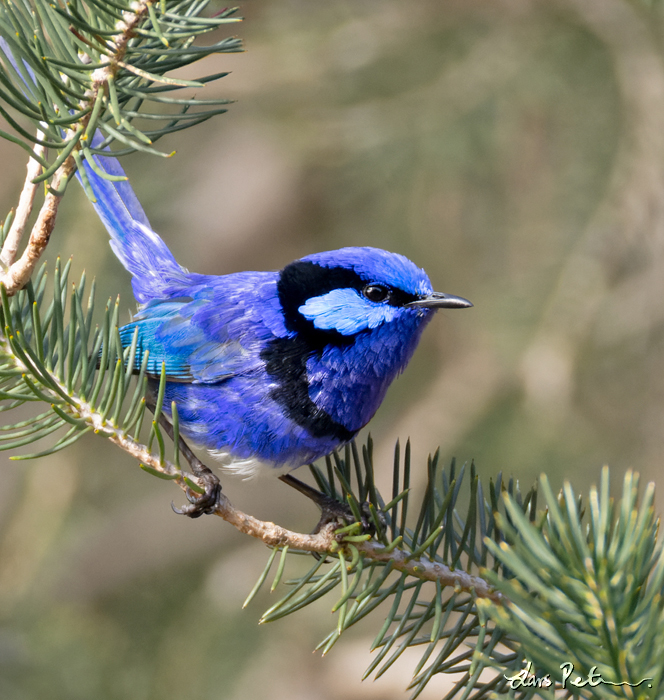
top-left (277, 246), bottom-right (471, 346)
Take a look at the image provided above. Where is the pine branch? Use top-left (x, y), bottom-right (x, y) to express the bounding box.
top-left (0, 154), bottom-right (75, 295)
top-left (0, 1), bottom-right (242, 166)
top-left (0, 0), bottom-right (241, 293)
top-left (0, 137), bottom-right (44, 268)
top-left (479, 469), bottom-right (663, 699)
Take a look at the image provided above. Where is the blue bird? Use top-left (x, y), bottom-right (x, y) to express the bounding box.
top-left (0, 35), bottom-right (471, 516)
top-left (79, 152), bottom-right (472, 516)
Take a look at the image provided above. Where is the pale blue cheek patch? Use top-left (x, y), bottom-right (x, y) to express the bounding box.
top-left (299, 288), bottom-right (399, 335)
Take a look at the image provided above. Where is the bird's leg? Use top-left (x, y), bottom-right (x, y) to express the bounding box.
top-left (279, 473), bottom-right (375, 535)
top-left (149, 405), bottom-right (221, 518)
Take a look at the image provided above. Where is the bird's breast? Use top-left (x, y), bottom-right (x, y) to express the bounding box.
top-left (306, 334), bottom-right (403, 432)
top-left (260, 335), bottom-right (356, 442)
top-left (261, 314), bottom-right (431, 438)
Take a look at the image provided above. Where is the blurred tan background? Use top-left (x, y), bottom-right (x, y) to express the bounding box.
top-left (1, 0), bottom-right (663, 697)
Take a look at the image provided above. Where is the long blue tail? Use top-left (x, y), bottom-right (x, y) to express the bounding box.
top-left (77, 149), bottom-right (190, 304)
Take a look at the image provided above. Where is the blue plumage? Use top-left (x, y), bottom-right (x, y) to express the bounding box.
top-left (79, 156), bottom-right (472, 476)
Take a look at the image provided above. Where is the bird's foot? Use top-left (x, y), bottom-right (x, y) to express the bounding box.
top-left (278, 474), bottom-right (385, 540)
top-left (309, 499), bottom-right (386, 562)
top-left (172, 471), bottom-right (222, 519)
top-left (149, 409), bottom-right (221, 518)
top-left (313, 497), bottom-right (378, 535)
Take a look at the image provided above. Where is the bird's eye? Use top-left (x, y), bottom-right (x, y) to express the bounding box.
top-left (362, 284), bottom-right (390, 303)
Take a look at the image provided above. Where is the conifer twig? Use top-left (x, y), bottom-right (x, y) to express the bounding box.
top-left (0, 0), bottom-right (239, 297)
top-left (356, 541), bottom-right (503, 603)
top-left (2, 310), bottom-right (503, 601)
top-left (0, 139), bottom-right (45, 269)
top-left (0, 3), bottom-right (149, 294)
top-left (105, 423), bottom-right (503, 602)
top-left (0, 157), bottom-right (76, 295)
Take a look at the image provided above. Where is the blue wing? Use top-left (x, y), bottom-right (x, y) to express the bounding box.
top-left (119, 301), bottom-right (250, 383)
top-left (118, 272), bottom-right (287, 384)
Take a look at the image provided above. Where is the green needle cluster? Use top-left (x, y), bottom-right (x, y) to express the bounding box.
top-left (243, 441), bottom-right (664, 699)
top-left (0, 0), bottom-right (242, 175)
top-left (0, 249), bottom-right (180, 470)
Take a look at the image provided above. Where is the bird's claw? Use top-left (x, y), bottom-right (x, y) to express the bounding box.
top-left (313, 498), bottom-right (384, 537)
top-left (277, 474), bottom-right (385, 554)
top-left (172, 476), bottom-right (222, 519)
top-left (309, 500), bottom-right (386, 562)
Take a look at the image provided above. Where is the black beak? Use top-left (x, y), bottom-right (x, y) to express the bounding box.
top-left (406, 292), bottom-right (473, 309)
